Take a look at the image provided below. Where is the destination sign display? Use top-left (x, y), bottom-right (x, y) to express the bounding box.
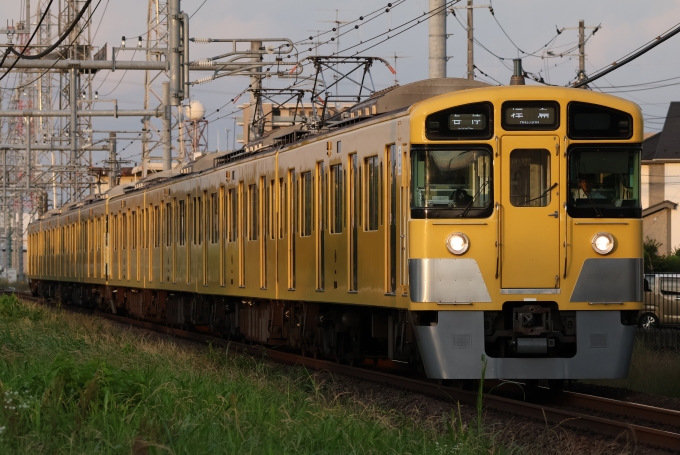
top-left (504, 106), bottom-right (556, 126)
top-left (448, 113), bottom-right (487, 131)
top-left (425, 102), bottom-right (493, 140)
top-left (501, 102), bottom-right (559, 130)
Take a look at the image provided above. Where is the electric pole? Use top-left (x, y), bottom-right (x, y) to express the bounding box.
top-left (386, 53), bottom-right (409, 85)
top-left (467, 0), bottom-right (473, 80)
top-left (452, 1), bottom-right (490, 81)
top-left (428, 0), bottom-right (446, 78)
top-left (555, 20), bottom-right (601, 88)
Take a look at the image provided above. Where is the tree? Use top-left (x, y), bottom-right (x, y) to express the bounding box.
top-left (645, 237), bottom-right (680, 273)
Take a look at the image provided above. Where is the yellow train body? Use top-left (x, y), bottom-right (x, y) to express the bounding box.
top-left (27, 80), bottom-right (644, 380)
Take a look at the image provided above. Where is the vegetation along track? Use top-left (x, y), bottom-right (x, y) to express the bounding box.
top-left (11, 291), bottom-right (680, 452)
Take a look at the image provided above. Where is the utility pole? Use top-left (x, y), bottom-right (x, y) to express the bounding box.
top-left (108, 132), bottom-right (117, 187)
top-left (162, 81), bottom-right (172, 170)
top-left (452, 0), bottom-right (490, 81)
top-left (428, 0), bottom-right (446, 78)
top-left (248, 40), bottom-right (262, 142)
top-left (387, 53), bottom-right (409, 85)
top-left (578, 20), bottom-right (586, 83)
top-left (554, 21), bottom-right (601, 88)
top-left (467, 0), bottom-right (473, 80)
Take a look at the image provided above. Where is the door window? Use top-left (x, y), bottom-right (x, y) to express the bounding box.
top-left (509, 149), bottom-right (552, 207)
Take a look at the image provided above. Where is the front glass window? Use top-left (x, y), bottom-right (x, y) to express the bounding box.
top-left (411, 146), bottom-right (493, 218)
top-left (567, 146), bottom-right (641, 218)
top-left (509, 149), bottom-right (552, 207)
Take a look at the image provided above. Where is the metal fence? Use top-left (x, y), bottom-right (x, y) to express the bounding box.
top-left (637, 327), bottom-right (680, 347)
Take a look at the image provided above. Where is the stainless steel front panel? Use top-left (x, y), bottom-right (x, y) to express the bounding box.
top-left (570, 258), bottom-right (643, 303)
top-left (409, 258), bottom-right (491, 303)
top-left (413, 310), bottom-right (635, 379)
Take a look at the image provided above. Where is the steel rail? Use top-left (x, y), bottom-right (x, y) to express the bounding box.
top-left (99, 312), bottom-right (680, 451)
top-left (11, 292), bottom-right (680, 451)
top-left (559, 390), bottom-right (680, 428)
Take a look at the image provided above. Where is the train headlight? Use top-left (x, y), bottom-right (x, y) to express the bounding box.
top-left (592, 232), bottom-right (614, 255)
top-left (446, 232), bottom-right (469, 255)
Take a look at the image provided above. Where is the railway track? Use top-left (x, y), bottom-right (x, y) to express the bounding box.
top-left (9, 291), bottom-right (680, 452)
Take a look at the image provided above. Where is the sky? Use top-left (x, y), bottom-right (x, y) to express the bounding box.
top-left (3, 0), bottom-right (680, 166)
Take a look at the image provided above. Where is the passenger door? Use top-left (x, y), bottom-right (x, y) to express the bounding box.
top-left (501, 136), bottom-right (561, 289)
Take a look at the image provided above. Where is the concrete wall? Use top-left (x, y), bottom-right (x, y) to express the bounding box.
top-left (666, 163), bottom-right (680, 250)
top-left (644, 208), bottom-right (672, 255)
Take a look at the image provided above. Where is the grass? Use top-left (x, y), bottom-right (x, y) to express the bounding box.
top-left (588, 339), bottom-right (680, 398)
top-left (0, 295), bottom-right (518, 455)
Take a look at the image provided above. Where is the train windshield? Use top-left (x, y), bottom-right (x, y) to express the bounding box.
top-left (567, 146), bottom-right (641, 218)
top-left (411, 146), bottom-right (493, 218)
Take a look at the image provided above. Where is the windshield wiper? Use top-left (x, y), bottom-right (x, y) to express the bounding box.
top-left (460, 180), bottom-right (491, 218)
top-left (582, 189), bottom-right (603, 218)
top-left (517, 183), bottom-right (558, 206)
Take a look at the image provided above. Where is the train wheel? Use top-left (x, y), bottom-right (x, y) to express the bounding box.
top-left (638, 312), bottom-right (659, 330)
top-left (548, 379), bottom-right (565, 393)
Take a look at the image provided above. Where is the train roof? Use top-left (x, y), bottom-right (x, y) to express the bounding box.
top-left (31, 78), bottom-right (643, 223)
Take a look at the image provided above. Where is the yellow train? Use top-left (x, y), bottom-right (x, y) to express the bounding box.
top-left (27, 78), bottom-right (644, 380)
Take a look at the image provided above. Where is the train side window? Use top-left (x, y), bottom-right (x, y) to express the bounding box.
top-left (122, 213), bottom-right (127, 250)
top-left (211, 192), bottom-right (218, 243)
top-left (166, 202), bottom-right (172, 246)
top-left (249, 184), bottom-right (258, 241)
top-left (192, 197), bottom-right (197, 245)
top-left (199, 194), bottom-right (204, 245)
top-left (178, 199), bottom-right (186, 245)
top-left (301, 171), bottom-right (312, 236)
top-left (131, 211), bottom-right (137, 249)
top-left (269, 179), bottom-right (275, 240)
top-left (278, 178), bottom-right (285, 239)
top-left (220, 187), bottom-right (226, 243)
top-left (260, 177), bottom-right (267, 240)
top-left (330, 164), bottom-right (343, 233)
top-left (290, 170), bottom-right (297, 236)
top-left (229, 188), bottom-right (237, 242)
top-left (113, 215), bottom-right (118, 251)
top-left (509, 149), bottom-right (551, 207)
top-left (365, 156), bottom-right (380, 231)
top-left (155, 205), bottom-right (160, 248)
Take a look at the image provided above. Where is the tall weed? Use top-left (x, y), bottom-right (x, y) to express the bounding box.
top-left (0, 297), bottom-right (518, 454)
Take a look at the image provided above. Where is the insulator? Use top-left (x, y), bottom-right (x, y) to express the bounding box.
top-left (193, 59), bottom-right (215, 67)
top-left (194, 76), bottom-right (215, 85)
top-left (192, 38), bottom-right (212, 44)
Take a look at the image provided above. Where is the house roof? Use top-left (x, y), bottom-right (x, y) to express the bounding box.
top-left (642, 132), bottom-right (660, 161)
top-left (643, 200), bottom-right (679, 217)
top-left (643, 102), bottom-right (680, 161)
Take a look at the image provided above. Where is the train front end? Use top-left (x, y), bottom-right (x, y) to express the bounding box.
top-left (407, 86), bottom-right (643, 380)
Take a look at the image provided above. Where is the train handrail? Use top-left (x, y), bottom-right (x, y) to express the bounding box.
top-left (495, 202), bottom-right (502, 279)
top-left (563, 201), bottom-right (569, 279)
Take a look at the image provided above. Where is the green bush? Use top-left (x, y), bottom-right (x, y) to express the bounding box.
top-left (644, 237), bottom-right (680, 273)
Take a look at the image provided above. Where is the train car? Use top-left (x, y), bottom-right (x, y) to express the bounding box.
top-left (27, 77), bottom-right (644, 380)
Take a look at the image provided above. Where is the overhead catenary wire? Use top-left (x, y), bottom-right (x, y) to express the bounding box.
top-left (335, 0), bottom-right (461, 56)
top-left (8, 0), bottom-right (94, 60)
top-left (1, 0), bottom-right (104, 91)
top-left (573, 22), bottom-right (680, 88)
top-left (486, 0), bottom-right (562, 59)
top-left (0, 0), bottom-right (55, 82)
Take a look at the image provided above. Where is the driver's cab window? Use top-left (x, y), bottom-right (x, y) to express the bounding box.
top-left (509, 149), bottom-right (551, 207)
top-left (411, 148), bottom-right (491, 209)
top-left (567, 147), bottom-right (640, 218)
